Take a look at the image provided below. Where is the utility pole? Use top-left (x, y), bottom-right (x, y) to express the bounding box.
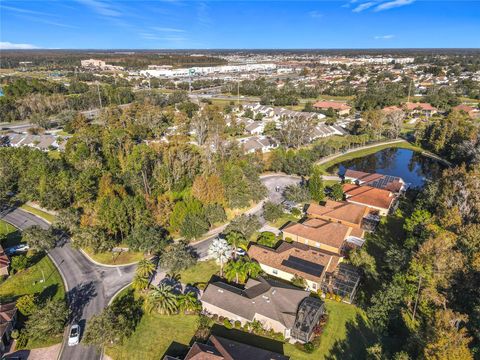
top-left (412, 275), bottom-right (422, 321)
top-left (407, 79), bottom-right (413, 103)
top-left (96, 82), bottom-right (103, 109)
top-left (237, 80), bottom-right (240, 106)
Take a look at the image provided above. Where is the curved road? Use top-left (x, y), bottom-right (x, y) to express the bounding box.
top-left (0, 174), bottom-right (300, 360)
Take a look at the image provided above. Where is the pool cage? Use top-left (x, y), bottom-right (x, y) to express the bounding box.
top-left (321, 263), bottom-right (361, 304)
top-left (291, 297), bottom-right (325, 343)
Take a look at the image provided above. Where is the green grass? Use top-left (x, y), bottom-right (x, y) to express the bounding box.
top-left (20, 204), bottom-right (56, 223)
top-left (0, 254), bottom-right (65, 302)
top-left (317, 141), bottom-right (422, 174)
top-left (178, 260), bottom-right (219, 285)
top-left (106, 313), bottom-right (199, 360)
top-left (269, 213), bottom-right (301, 229)
top-left (0, 220), bottom-right (22, 248)
top-left (284, 300), bottom-right (375, 360)
top-left (83, 247), bottom-right (145, 265)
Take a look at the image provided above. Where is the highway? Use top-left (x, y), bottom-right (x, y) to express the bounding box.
top-left (0, 174), bottom-right (299, 360)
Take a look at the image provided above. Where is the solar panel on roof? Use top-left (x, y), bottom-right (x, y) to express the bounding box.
top-left (281, 256), bottom-right (325, 277)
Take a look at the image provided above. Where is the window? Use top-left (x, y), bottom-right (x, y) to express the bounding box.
top-left (272, 269), bottom-right (278, 275)
top-left (312, 283), bottom-right (317, 290)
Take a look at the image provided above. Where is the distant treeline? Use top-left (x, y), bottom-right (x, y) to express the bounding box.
top-left (0, 50), bottom-right (227, 70)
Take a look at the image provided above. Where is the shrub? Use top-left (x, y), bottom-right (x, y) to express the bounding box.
top-left (10, 255), bottom-right (29, 273)
top-left (257, 232), bottom-right (277, 248)
top-left (335, 294), bottom-right (342, 302)
top-left (303, 342), bottom-right (315, 353)
top-left (223, 318), bottom-right (233, 329)
top-left (234, 320), bottom-right (242, 329)
top-left (291, 274), bottom-right (307, 289)
top-left (16, 294), bottom-right (38, 316)
top-left (10, 329), bottom-right (19, 340)
top-left (290, 208), bottom-right (302, 217)
top-left (285, 237), bottom-right (293, 243)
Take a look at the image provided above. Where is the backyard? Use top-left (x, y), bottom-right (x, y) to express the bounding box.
top-left (105, 298), bottom-right (374, 360)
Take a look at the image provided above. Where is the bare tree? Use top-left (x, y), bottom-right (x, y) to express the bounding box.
top-left (385, 110), bottom-right (405, 139)
top-left (276, 115), bottom-right (315, 148)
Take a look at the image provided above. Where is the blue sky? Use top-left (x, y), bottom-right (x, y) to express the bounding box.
top-left (1, 1), bottom-right (479, 49)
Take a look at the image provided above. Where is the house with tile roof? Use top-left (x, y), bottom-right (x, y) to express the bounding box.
top-left (248, 241), bottom-right (341, 292)
top-left (281, 217), bottom-right (364, 254)
top-left (0, 246), bottom-right (9, 277)
top-left (164, 335), bottom-right (289, 360)
top-left (404, 102), bottom-right (438, 117)
top-left (342, 183), bottom-right (397, 216)
top-left (306, 200), bottom-right (371, 229)
top-left (312, 101), bottom-right (351, 116)
top-left (343, 169), bottom-right (406, 193)
top-left (0, 302), bottom-right (17, 356)
top-left (201, 277), bottom-right (324, 342)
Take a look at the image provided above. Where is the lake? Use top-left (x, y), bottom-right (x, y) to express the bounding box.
top-left (328, 148), bottom-right (444, 188)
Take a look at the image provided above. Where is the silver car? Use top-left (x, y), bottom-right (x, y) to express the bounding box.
top-left (68, 324), bottom-right (80, 346)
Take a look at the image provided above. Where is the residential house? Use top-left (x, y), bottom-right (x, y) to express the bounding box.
top-left (312, 101), bottom-right (351, 116)
top-left (342, 183), bottom-right (397, 216)
top-left (248, 241), bottom-right (341, 292)
top-left (201, 277), bottom-right (325, 342)
top-left (404, 102), bottom-right (438, 117)
top-left (0, 246), bottom-right (9, 277)
top-left (239, 136), bottom-right (277, 154)
top-left (343, 169), bottom-right (406, 193)
top-left (0, 302), bottom-right (17, 356)
top-left (453, 104), bottom-right (480, 119)
top-left (164, 335), bottom-right (289, 360)
top-left (281, 218), bottom-right (364, 254)
top-left (306, 200), bottom-right (371, 229)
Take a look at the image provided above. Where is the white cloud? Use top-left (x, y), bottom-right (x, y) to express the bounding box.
top-left (374, 34), bottom-right (395, 39)
top-left (352, 1), bottom-right (377, 12)
top-left (76, 0), bottom-right (121, 17)
top-left (151, 27), bottom-right (185, 33)
top-left (374, 0), bottom-right (415, 11)
top-left (309, 11), bottom-right (323, 18)
top-left (1, 5), bottom-right (54, 17)
top-left (0, 41), bottom-right (39, 49)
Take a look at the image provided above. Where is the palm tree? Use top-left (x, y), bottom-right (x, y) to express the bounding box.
top-left (226, 231), bottom-right (246, 260)
top-left (144, 283), bottom-right (179, 315)
top-left (136, 259), bottom-right (156, 278)
top-left (243, 260), bottom-right (262, 279)
top-left (178, 292), bottom-right (201, 314)
top-left (132, 274), bottom-right (149, 292)
top-left (208, 238), bottom-right (232, 276)
top-left (224, 259), bottom-right (247, 284)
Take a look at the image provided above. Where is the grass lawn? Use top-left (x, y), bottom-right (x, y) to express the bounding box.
top-left (0, 254), bottom-right (65, 302)
top-left (284, 300), bottom-right (374, 360)
top-left (317, 141), bottom-right (422, 174)
top-left (20, 204), bottom-right (56, 223)
top-left (269, 213), bottom-right (300, 229)
top-left (82, 247), bottom-right (145, 265)
top-left (106, 313), bottom-right (199, 360)
top-left (0, 220), bottom-right (22, 248)
top-left (178, 260), bottom-right (218, 285)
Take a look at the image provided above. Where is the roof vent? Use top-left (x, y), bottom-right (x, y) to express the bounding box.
top-left (272, 290), bottom-right (276, 295)
top-left (217, 289), bottom-right (224, 293)
top-left (262, 295), bottom-right (269, 300)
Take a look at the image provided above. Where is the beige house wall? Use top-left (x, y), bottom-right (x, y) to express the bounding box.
top-left (345, 199), bottom-right (390, 216)
top-left (202, 302), bottom-right (250, 324)
top-left (259, 263), bottom-right (320, 291)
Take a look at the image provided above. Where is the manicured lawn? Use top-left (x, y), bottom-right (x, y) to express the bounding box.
top-left (83, 247), bottom-right (145, 265)
top-left (0, 220), bottom-right (22, 248)
top-left (0, 254), bottom-right (65, 302)
top-left (179, 260), bottom-right (218, 285)
top-left (284, 300), bottom-right (374, 360)
top-left (269, 213), bottom-right (300, 229)
top-left (317, 141), bottom-right (422, 174)
top-left (20, 204), bottom-right (56, 223)
top-left (106, 313), bottom-right (199, 360)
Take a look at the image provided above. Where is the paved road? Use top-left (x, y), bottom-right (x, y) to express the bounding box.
top-left (0, 174), bottom-right (300, 360)
top-left (0, 207), bottom-right (136, 360)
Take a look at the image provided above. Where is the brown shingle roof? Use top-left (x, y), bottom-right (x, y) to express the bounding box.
top-left (306, 201), bottom-right (369, 227)
top-left (248, 242), bottom-right (341, 284)
top-left (209, 335), bottom-right (289, 360)
top-left (201, 278), bottom-right (308, 329)
top-left (343, 184), bottom-right (395, 210)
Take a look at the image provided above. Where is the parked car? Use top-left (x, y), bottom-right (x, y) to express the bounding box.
top-left (5, 244), bottom-right (29, 256)
top-left (68, 324), bottom-right (81, 346)
top-left (235, 248), bottom-right (246, 256)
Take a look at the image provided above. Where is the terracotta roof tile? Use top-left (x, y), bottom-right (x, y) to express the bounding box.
top-left (306, 201), bottom-right (369, 227)
top-left (343, 184), bottom-right (395, 210)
